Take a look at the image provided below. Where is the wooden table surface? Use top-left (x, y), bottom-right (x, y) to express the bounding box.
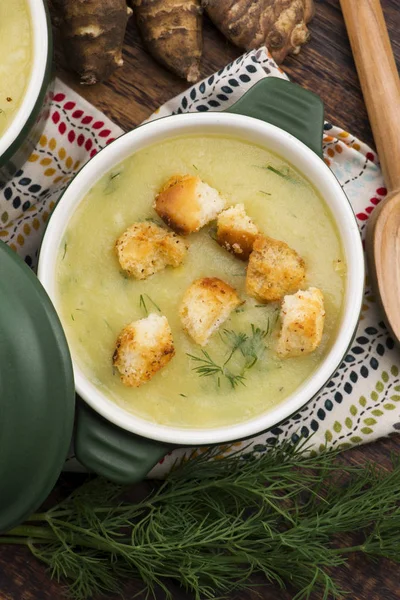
top-left (2, 1), bottom-right (400, 599)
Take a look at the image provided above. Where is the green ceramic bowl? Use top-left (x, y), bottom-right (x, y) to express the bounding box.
top-left (38, 79), bottom-right (365, 485)
top-left (0, 0), bottom-right (53, 176)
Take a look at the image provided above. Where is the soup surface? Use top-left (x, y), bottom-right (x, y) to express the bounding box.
top-left (0, 0), bottom-right (32, 139)
top-left (56, 136), bottom-right (346, 429)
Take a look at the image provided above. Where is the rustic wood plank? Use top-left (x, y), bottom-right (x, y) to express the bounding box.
top-left (1, 1), bottom-right (400, 599)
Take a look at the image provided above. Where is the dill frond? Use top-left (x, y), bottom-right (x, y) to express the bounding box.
top-left (3, 444), bottom-right (400, 599)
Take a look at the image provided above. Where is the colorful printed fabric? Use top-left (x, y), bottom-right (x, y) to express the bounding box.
top-left (1, 48), bottom-right (399, 476)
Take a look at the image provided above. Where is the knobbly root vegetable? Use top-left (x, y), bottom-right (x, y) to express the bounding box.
top-left (132, 0), bottom-right (203, 82)
top-left (202, 0), bottom-right (315, 63)
top-left (51, 0), bottom-right (132, 85)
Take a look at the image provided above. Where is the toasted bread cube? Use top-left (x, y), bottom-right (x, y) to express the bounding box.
top-left (216, 204), bottom-right (259, 260)
top-left (154, 174), bottom-right (225, 235)
top-left (276, 287), bottom-right (325, 358)
top-left (180, 277), bottom-right (242, 346)
top-left (116, 222), bottom-right (187, 280)
top-left (246, 235), bottom-right (306, 302)
top-left (113, 313), bottom-right (175, 387)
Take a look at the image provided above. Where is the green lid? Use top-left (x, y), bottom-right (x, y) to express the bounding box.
top-left (0, 241), bottom-right (75, 533)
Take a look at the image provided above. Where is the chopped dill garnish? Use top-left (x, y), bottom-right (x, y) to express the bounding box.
top-left (144, 217), bottom-right (162, 225)
top-left (208, 225), bottom-right (218, 241)
top-left (104, 171), bottom-right (121, 194)
top-left (179, 393), bottom-right (188, 398)
top-left (267, 165), bottom-right (288, 178)
top-left (254, 163), bottom-right (296, 182)
top-left (193, 164), bottom-right (198, 170)
top-left (71, 313), bottom-right (74, 321)
top-left (62, 242), bottom-right (67, 260)
top-left (259, 190), bottom-right (271, 195)
top-left (139, 294), bottom-right (148, 315)
top-left (139, 294), bottom-right (161, 315)
top-left (104, 319), bottom-right (112, 330)
top-left (146, 294), bottom-right (161, 312)
top-left (266, 165), bottom-right (297, 182)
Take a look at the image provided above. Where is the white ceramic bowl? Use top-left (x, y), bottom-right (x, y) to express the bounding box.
top-left (38, 112), bottom-right (365, 446)
top-left (0, 0), bottom-right (51, 165)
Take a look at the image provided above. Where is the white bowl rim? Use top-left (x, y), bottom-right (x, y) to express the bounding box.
top-left (0, 0), bottom-right (49, 159)
top-left (38, 112), bottom-right (365, 446)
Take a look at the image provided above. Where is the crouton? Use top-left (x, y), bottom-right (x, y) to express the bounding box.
top-left (154, 174), bottom-right (225, 235)
top-left (180, 277), bottom-right (242, 346)
top-left (116, 222), bottom-right (187, 280)
top-left (113, 313), bottom-right (175, 387)
top-left (216, 203), bottom-right (259, 260)
top-left (276, 287), bottom-right (325, 358)
top-left (246, 235), bottom-right (306, 302)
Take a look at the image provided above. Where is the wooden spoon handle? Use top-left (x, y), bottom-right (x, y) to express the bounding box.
top-left (340, 0), bottom-right (400, 192)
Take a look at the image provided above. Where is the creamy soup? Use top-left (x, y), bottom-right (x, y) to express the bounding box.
top-left (56, 136), bottom-right (346, 429)
top-left (0, 0), bottom-right (32, 139)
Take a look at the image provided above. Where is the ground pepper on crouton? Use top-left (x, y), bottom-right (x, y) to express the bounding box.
top-left (276, 287), bottom-right (325, 358)
top-left (115, 221), bottom-right (187, 280)
top-left (216, 203), bottom-right (259, 260)
top-left (113, 313), bottom-right (175, 387)
top-left (180, 277), bottom-right (242, 346)
top-left (246, 235), bottom-right (306, 302)
top-left (154, 174), bottom-right (225, 235)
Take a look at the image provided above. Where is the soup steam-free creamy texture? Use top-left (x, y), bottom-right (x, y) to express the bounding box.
top-left (0, 0), bottom-right (32, 138)
top-left (57, 136), bottom-right (346, 429)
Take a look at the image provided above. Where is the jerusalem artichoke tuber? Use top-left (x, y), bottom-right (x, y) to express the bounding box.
top-left (202, 0), bottom-right (315, 63)
top-left (132, 0), bottom-right (203, 82)
top-left (51, 0), bottom-right (132, 85)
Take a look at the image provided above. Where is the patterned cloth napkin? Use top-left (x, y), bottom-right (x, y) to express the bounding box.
top-left (2, 48), bottom-right (399, 476)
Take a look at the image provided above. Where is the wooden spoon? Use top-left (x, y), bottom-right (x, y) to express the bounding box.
top-left (340, 0), bottom-right (400, 341)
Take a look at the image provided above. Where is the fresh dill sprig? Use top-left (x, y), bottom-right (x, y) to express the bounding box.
top-left (241, 323), bottom-right (268, 368)
top-left (188, 322), bottom-right (273, 388)
top-left (4, 443), bottom-right (400, 600)
top-left (187, 350), bottom-right (223, 378)
top-left (221, 329), bottom-right (248, 359)
top-left (139, 294), bottom-right (161, 315)
top-left (186, 350), bottom-right (245, 388)
top-left (222, 321), bottom-right (273, 369)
